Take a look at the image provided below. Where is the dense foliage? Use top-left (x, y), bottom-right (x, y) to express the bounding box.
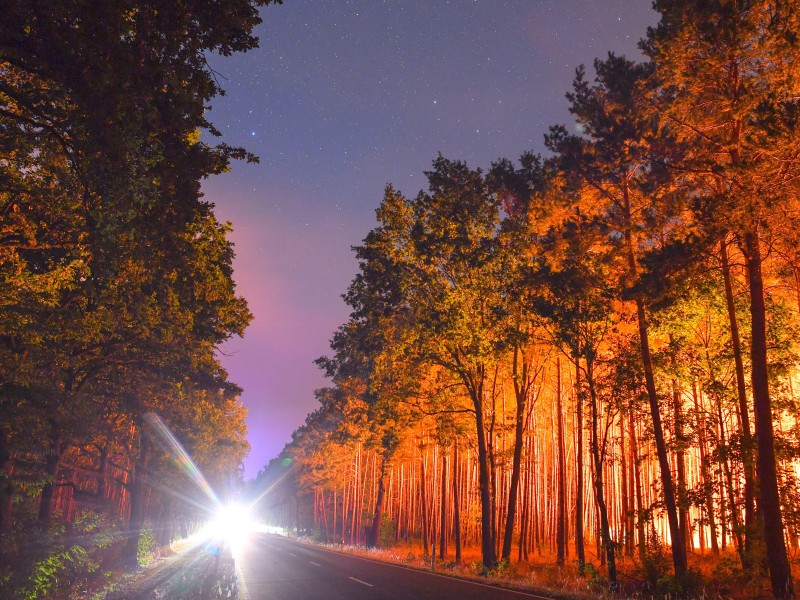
top-left (254, 3), bottom-right (800, 598)
top-left (0, 1), bottom-right (280, 596)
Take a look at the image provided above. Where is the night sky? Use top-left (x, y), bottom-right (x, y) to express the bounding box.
top-left (202, 0), bottom-right (658, 479)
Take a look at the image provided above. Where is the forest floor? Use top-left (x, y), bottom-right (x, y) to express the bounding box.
top-left (292, 535), bottom-right (787, 599)
top-left (291, 536), bottom-right (592, 599)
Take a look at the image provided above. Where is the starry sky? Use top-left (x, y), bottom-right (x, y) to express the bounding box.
top-left (202, 0), bottom-right (658, 479)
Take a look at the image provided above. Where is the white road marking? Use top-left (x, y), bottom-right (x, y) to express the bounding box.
top-left (309, 561), bottom-right (322, 566)
top-left (288, 552), bottom-right (297, 557)
top-left (235, 557), bottom-right (250, 600)
top-left (349, 577), bottom-right (374, 587)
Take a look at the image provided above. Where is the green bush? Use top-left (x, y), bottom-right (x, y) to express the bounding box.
top-left (19, 544), bottom-right (97, 599)
top-left (0, 511), bottom-right (125, 599)
top-left (379, 518), bottom-right (396, 547)
top-left (137, 522), bottom-right (158, 567)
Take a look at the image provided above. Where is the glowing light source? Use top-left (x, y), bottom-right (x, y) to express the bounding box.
top-left (207, 503), bottom-right (257, 552)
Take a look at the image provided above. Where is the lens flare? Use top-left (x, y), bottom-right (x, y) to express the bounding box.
top-left (141, 412), bottom-right (285, 556)
top-left (143, 412), bottom-right (220, 506)
top-left (206, 503), bottom-right (256, 552)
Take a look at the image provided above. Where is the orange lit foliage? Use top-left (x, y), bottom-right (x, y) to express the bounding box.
top-left (256, 6), bottom-right (800, 596)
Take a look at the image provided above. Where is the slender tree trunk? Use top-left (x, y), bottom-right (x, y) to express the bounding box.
top-left (717, 397), bottom-right (744, 559)
top-left (474, 391), bottom-right (497, 570)
top-left (744, 231), bottom-right (795, 599)
top-left (575, 357), bottom-right (586, 574)
top-left (124, 431), bottom-right (151, 566)
top-left (721, 237), bottom-right (757, 566)
top-left (350, 446), bottom-right (360, 545)
top-left (156, 498), bottom-right (173, 548)
top-left (620, 412), bottom-right (632, 557)
top-left (693, 379), bottom-right (719, 555)
top-left (368, 459), bottom-right (387, 548)
top-left (629, 408), bottom-right (646, 562)
top-left (96, 442), bottom-right (110, 505)
top-left (672, 378), bottom-right (690, 553)
top-left (0, 426), bottom-right (14, 533)
top-left (488, 370), bottom-right (499, 561)
top-left (520, 430), bottom-right (531, 562)
top-left (439, 449), bottom-right (447, 560)
top-left (38, 421), bottom-right (63, 525)
top-left (636, 298), bottom-right (687, 574)
top-left (322, 489), bottom-right (330, 543)
top-left (587, 362), bottom-right (617, 587)
top-left (556, 356), bottom-right (567, 566)
top-left (420, 455), bottom-right (429, 558)
top-left (453, 441), bottom-right (461, 563)
top-left (502, 345), bottom-right (529, 561)
top-left (621, 181), bottom-right (686, 575)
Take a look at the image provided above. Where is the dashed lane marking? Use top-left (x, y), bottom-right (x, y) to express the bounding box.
top-left (309, 561), bottom-right (322, 566)
top-left (349, 577), bottom-right (374, 587)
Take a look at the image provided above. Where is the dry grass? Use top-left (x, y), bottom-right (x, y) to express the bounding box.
top-left (293, 536), bottom-right (800, 599)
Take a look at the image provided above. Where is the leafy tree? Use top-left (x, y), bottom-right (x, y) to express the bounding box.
top-left (547, 54), bottom-right (688, 577)
top-left (0, 0), bottom-right (267, 575)
top-left (644, 3), bottom-right (800, 595)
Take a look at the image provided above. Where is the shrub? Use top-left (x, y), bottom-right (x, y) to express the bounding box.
top-left (19, 544), bottom-right (97, 599)
top-left (137, 522), bottom-right (157, 567)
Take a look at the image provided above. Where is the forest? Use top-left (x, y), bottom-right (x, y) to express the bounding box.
top-left (252, 3), bottom-right (800, 599)
top-left (0, 1), bottom-right (281, 597)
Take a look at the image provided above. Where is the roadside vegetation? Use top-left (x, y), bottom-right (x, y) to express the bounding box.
top-left (252, 4), bottom-right (800, 599)
top-left (0, 2), bottom-right (282, 597)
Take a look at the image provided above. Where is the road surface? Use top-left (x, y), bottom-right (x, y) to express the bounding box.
top-left (235, 534), bottom-right (554, 600)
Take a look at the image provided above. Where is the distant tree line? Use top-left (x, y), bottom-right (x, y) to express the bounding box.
top-left (254, 3), bottom-right (800, 598)
top-left (0, 1), bottom-right (280, 595)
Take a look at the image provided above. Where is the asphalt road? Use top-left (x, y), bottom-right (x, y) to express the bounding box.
top-left (235, 534), bottom-right (554, 600)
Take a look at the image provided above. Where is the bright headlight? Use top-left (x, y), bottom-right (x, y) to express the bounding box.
top-left (208, 503), bottom-right (255, 550)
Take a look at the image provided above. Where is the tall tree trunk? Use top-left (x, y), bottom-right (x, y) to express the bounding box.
top-left (96, 442), bottom-right (110, 506)
top-left (575, 357), bottom-right (586, 574)
top-left (629, 410), bottom-right (646, 562)
top-left (556, 356), bottom-right (567, 566)
top-left (453, 441), bottom-right (461, 563)
top-left (587, 361), bottom-right (617, 587)
top-left (620, 412), bottom-right (632, 557)
top-left (322, 489), bottom-right (330, 543)
top-left (672, 378), bottom-right (690, 553)
top-left (439, 450), bottom-right (447, 560)
top-left (621, 181), bottom-right (686, 575)
top-left (368, 459), bottom-right (387, 548)
top-left (469, 370), bottom-right (497, 570)
top-left (520, 430), bottom-right (532, 562)
top-left (420, 455), bottom-right (429, 558)
top-left (721, 237), bottom-right (757, 566)
top-left (744, 231), bottom-right (795, 599)
top-left (124, 431), bottom-right (151, 566)
top-left (502, 345), bottom-right (529, 561)
top-left (156, 498), bottom-right (173, 548)
top-left (693, 379), bottom-right (719, 555)
top-left (636, 297), bottom-right (687, 574)
top-left (0, 426), bottom-right (14, 533)
top-left (475, 399), bottom-right (497, 569)
top-left (38, 420), bottom-right (63, 525)
top-left (716, 396), bottom-right (744, 560)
